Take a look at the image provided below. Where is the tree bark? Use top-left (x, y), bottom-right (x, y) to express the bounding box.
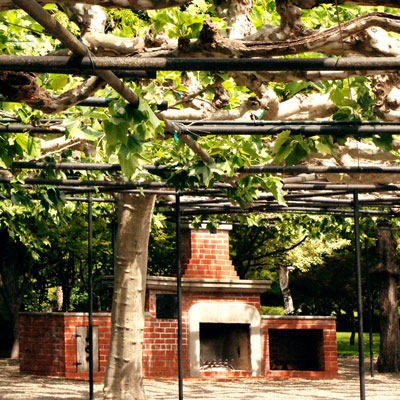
top-left (103, 193), bottom-right (156, 400)
top-left (349, 310), bottom-right (356, 346)
top-left (0, 229), bottom-right (30, 359)
top-left (372, 225), bottom-right (400, 373)
top-left (56, 286), bottom-right (63, 311)
top-left (278, 265), bottom-right (295, 315)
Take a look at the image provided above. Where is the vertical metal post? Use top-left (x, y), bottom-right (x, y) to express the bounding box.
top-left (175, 194), bottom-right (183, 400)
top-left (88, 193), bottom-right (94, 400)
top-left (353, 191), bottom-right (366, 400)
top-left (364, 238), bottom-right (374, 377)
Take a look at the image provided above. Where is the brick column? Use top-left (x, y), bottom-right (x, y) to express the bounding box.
top-left (181, 225), bottom-right (239, 280)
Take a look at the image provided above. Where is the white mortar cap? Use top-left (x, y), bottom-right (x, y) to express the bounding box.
top-left (182, 223), bottom-right (232, 231)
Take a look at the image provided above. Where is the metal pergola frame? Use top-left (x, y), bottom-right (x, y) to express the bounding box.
top-left (4, 165), bottom-right (400, 400)
top-left (3, 4), bottom-right (400, 395)
top-left (1, 120), bottom-right (400, 137)
top-left (2, 112), bottom-right (400, 400)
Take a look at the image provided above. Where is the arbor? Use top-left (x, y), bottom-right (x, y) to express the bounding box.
top-left (1, 0), bottom-right (400, 398)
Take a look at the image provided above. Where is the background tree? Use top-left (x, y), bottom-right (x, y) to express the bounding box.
top-left (371, 223), bottom-right (400, 372)
top-left (230, 214), bottom-right (350, 313)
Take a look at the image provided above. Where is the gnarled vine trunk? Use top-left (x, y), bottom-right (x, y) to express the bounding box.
top-left (373, 225), bottom-right (400, 373)
top-left (103, 193), bottom-right (156, 400)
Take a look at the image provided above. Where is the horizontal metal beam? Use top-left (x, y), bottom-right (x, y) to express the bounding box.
top-left (1, 122), bottom-right (399, 138)
top-left (177, 120), bottom-right (400, 126)
top-left (1, 56), bottom-right (400, 72)
top-left (8, 161), bottom-right (167, 173)
top-left (7, 161), bottom-right (400, 176)
top-left (2, 175), bottom-right (400, 192)
top-left (283, 183), bottom-right (400, 191)
top-left (176, 125), bottom-right (400, 137)
top-left (0, 124), bottom-right (65, 134)
top-left (240, 166), bottom-right (400, 174)
top-left (171, 207), bottom-right (394, 217)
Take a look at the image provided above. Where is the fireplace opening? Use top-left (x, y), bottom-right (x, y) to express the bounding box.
top-left (200, 323), bottom-right (251, 371)
top-left (269, 329), bottom-right (324, 371)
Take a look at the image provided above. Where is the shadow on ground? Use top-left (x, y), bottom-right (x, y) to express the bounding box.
top-left (0, 358), bottom-right (399, 400)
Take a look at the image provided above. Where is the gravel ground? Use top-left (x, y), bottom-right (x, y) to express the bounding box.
top-left (0, 358), bottom-right (399, 400)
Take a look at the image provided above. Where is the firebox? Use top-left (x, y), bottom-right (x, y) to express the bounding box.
top-left (200, 323), bottom-right (251, 371)
top-left (269, 329), bottom-right (324, 371)
top-left (188, 302), bottom-right (262, 377)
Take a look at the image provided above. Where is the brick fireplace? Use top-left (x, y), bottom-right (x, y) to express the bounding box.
top-left (19, 225), bottom-right (338, 380)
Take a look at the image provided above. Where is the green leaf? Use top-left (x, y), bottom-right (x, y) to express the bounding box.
top-left (315, 141), bottom-right (333, 155)
top-left (26, 136), bottom-right (41, 158)
top-left (274, 142), bottom-right (293, 165)
top-left (373, 135), bottom-right (393, 152)
top-left (49, 74), bottom-right (69, 91)
top-left (285, 143), bottom-right (308, 165)
top-left (15, 133), bottom-right (28, 152)
top-left (118, 146), bottom-right (138, 179)
top-left (273, 130), bottom-right (291, 155)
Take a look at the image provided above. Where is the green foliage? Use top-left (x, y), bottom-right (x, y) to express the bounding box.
top-left (260, 305), bottom-right (285, 315)
top-left (148, 0), bottom-right (222, 39)
top-left (251, 0), bottom-right (278, 29)
top-left (0, 133), bottom-right (41, 167)
top-left (107, 9), bottom-right (150, 37)
top-left (273, 131), bottom-right (309, 165)
top-left (103, 96), bottom-right (164, 178)
top-left (148, 220), bottom-right (176, 276)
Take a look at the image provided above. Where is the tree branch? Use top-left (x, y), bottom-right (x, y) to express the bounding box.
top-left (0, 0), bottom-right (193, 11)
top-left (159, 96), bottom-right (261, 120)
top-left (250, 235), bottom-right (308, 263)
top-left (166, 13), bottom-right (400, 59)
top-left (0, 71), bottom-right (106, 114)
top-left (40, 135), bottom-right (93, 153)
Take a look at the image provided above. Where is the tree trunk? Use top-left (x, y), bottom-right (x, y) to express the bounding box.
top-left (279, 265), bottom-right (295, 315)
top-left (10, 311), bottom-right (19, 358)
top-left (0, 229), bottom-right (30, 359)
top-left (103, 193), bottom-right (156, 400)
top-left (56, 286), bottom-right (63, 311)
top-left (373, 225), bottom-right (400, 373)
top-left (349, 310), bottom-right (356, 346)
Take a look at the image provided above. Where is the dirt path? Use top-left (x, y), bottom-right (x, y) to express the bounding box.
top-left (0, 358), bottom-right (399, 400)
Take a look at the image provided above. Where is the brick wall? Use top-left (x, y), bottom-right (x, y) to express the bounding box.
top-left (19, 311), bottom-right (338, 380)
top-left (19, 313), bottom-right (111, 382)
top-left (181, 226), bottom-right (239, 280)
top-left (19, 313), bottom-right (66, 377)
top-left (19, 227), bottom-right (337, 381)
top-left (261, 316), bottom-right (338, 379)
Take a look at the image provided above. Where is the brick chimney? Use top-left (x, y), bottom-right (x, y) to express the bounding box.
top-left (181, 225), bottom-right (239, 280)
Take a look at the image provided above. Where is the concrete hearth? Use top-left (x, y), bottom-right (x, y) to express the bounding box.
top-left (188, 302), bottom-right (261, 377)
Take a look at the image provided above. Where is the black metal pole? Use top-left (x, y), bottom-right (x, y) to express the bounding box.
top-left (365, 238), bottom-right (375, 377)
top-left (87, 193), bottom-right (94, 400)
top-left (1, 55), bottom-right (400, 72)
top-left (10, 161), bottom-right (400, 175)
top-left (2, 123), bottom-right (400, 137)
top-left (175, 194), bottom-right (183, 400)
top-left (353, 191), bottom-right (366, 400)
